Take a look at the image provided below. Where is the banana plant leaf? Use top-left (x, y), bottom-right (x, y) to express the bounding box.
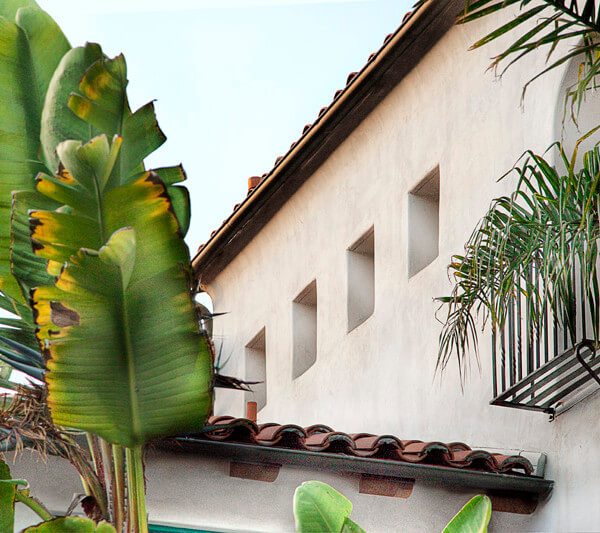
top-left (30, 136), bottom-right (213, 447)
top-left (41, 49), bottom-right (190, 235)
top-left (294, 481), bottom-right (364, 533)
top-left (68, 54), bottom-right (190, 234)
top-left (24, 517), bottom-right (116, 532)
top-left (443, 495), bottom-right (492, 533)
top-left (0, 3), bottom-right (70, 303)
top-left (40, 42), bottom-right (104, 172)
top-left (341, 519), bottom-right (366, 533)
top-left (11, 190), bottom-right (60, 298)
top-left (0, 457), bottom-right (18, 532)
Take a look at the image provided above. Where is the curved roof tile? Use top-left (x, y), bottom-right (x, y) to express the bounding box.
top-left (194, 416), bottom-right (535, 476)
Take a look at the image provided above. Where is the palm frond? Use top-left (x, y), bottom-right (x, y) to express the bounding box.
top-left (459, 0), bottom-right (600, 109)
top-left (437, 140), bottom-right (600, 381)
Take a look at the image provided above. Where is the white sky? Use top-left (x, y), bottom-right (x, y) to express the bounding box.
top-left (35, 0), bottom-right (412, 254)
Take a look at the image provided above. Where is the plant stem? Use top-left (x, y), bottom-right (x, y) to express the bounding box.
top-left (15, 490), bottom-right (53, 520)
top-left (83, 433), bottom-right (109, 519)
top-left (100, 438), bottom-right (115, 524)
top-left (126, 446), bottom-right (147, 533)
top-left (86, 433), bottom-right (100, 474)
top-left (113, 444), bottom-right (125, 532)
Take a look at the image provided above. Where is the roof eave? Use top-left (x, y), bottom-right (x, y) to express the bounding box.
top-left (192, 0), bottom-right (464, 285)
top-left (163, 437), bottom-right (554, 499)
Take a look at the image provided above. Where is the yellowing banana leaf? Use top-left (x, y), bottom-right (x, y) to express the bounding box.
top-left (11, 190), bottom-right (60, 299)
top-left (0, 4), bottom-right (70, 303)
top-left (31, 136), bottom-right (213, 447)
top-left (40, 42), bottom-right (104, 171)
top-left (66, 55), bottom-right (191, 235)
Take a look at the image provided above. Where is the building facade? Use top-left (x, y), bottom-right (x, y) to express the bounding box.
top-left (12, 0), bottom-right (600, 531)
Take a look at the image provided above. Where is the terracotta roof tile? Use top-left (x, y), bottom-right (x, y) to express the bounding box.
top-left (196, 416), bottom-right (535, 476)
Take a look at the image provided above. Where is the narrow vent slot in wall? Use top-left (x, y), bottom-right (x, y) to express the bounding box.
top-left (245, 328), bottom-right (266, 411)
top-left (408, 166), bottom-right (440, 277)
top-left (347, 227), bottom-right (375, 332)
top-left (292, 280), bottom-right (317, 379)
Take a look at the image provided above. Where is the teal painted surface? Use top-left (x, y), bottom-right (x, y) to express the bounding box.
top-left (149, 525), bottom-right (215, 533)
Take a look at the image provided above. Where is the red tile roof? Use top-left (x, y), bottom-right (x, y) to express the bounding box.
top-left (194, 416), bottom-right (535, 476)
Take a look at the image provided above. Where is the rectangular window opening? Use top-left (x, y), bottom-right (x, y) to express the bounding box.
top-left (347, 227), bottom-right (375, 332)
top-left (245, 328), bottom-right (266, 411)
top-left (408, 166), bottom-right (440, 278)
top-left (292, 280), bottom-right (317, 379)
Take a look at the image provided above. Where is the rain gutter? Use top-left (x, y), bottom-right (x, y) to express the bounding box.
top-left (171, 437), bottom-right (554, 499)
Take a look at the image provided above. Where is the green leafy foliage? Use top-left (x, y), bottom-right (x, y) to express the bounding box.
top-left (293, 482), bottom-right (492, 532)
top-left (443, 495), bottom-right (492, 533)
top-left (293, 481), bottom-right (365, 533)
top-left (0, 457), bottom-right (17, 532)
top-left (0, 292), bottom-right (38, 351)
top-left (66, 53), bottom-right (190, 235)
top-left (30, 135), bottom-right (213, 447)
top-left (341, 518), bottom-right (367, 533)
top-left (0, 2), bottom-right (70, 304)
top-left (24, 517), bottom-right (116, 532)
top-left (40, 42), bottom-right (104, 172)
top-left (437, 141), bottom-right (600, 378)
top-left (459, 0), bottom-right (600, 111)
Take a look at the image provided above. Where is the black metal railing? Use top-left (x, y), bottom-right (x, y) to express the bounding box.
top-left (491, 265), bottom-right (600, 417)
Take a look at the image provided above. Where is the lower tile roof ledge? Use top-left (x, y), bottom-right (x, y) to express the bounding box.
top-left (165, 437), bottom-right (554, 500)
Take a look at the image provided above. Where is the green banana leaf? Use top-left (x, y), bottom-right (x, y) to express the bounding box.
top-left (0, 0), bottom-right (38, 20)
top-left (341, 518), bottom-right (367, 533)
top-left (41, 49), bottom-right (190, 235)
top-left (443, 495), bottom-right (492, 533)
top-left (0, 3), bottom-right (70, 303)
top-left (24, 517), bottom-right (116, 532)
top-left (40, 42), bottom-right (104, 172)
top-left (30, 135), bottom-right (213, 447)
top-left (0, 457), bottom-right (17, 532)
top-left (294, 481), bottom-right (365, 533)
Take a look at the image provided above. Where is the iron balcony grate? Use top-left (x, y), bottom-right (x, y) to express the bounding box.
top-left (491, 266), bottom-right (600, 418)
top-left (491, 341), bottom-right (600, 417)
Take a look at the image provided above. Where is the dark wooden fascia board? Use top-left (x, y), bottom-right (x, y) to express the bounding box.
top-left (193, 0), bottom-right (464, 285)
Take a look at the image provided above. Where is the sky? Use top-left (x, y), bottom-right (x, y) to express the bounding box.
top-left (35, 0), bottom-right (414, 256)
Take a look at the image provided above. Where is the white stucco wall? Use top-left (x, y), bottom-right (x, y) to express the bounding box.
top-left (199, 10), bottom-right (600, 533)
top-left (8, 449), bottom-right (552, 532)
top-left (9, 8), bottom-right (600, 533)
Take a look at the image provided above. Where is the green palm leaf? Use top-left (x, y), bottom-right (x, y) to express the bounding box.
top-left (459, 0), bottom-right (600, 109)
top-left (437, 142), bottom-right (600, 378)
top-left (30, 135), bottom-right (212, 447)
